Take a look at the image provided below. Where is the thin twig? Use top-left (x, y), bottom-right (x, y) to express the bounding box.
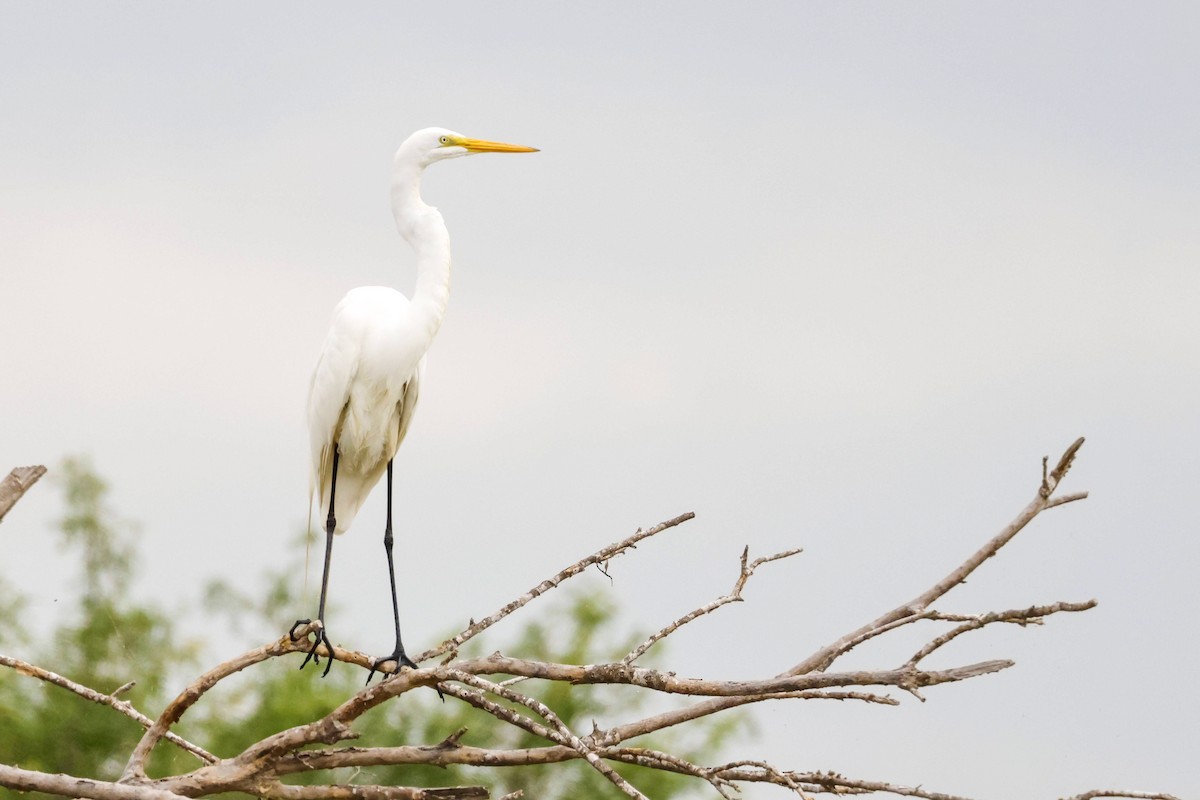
top-left (0, 654), bottom-right (216, 764)
top-left (905, 601), bottom-right (1097, 668)
top-left (438, 682), bottom-right (562, 744)
top-left (710, 760), bottom-right (816, 799)
top-left (446, 670), bottom-right (649, 799)
top-left (712, 765), bottom-right (974, 800)
top-left (623, 546), bottom-right (801, 664)
top-left (416, 513), bottom-right (695, 664)
top-left (1045, 491), bottom-right (1089, 510)
top-left (604, 747), bottom-right (740, 799)
top-left (770, 689), bottom-right (899, 705)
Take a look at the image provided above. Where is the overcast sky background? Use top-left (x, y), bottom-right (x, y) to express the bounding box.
top-left (2, 3), bottom-right (1197, 798)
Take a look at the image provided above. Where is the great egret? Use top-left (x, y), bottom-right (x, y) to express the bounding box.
top-left (290, 127), bottom-right (538, 679)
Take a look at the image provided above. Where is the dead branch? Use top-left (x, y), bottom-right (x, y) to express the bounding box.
top-left (799, 437), bottom-right (1089, 675)
top-left (586, 438), bottom-right (1097, 740)
top-left (904, 601), bottom-right (1097, 668)
top-left (416, 512), bottom-right (695, 664)
top-left (1, 441), bottom-right (1180, 800)
top-left (446, 670), bottom-right (648, 799)
top-left (0, 654), bottom-right (215, 764)
top-left (623, 545), bottom-right (802, 664)
top-left (439, 681), bottom-right (561, 743)
top-left (256, 783), bottom-right (489, 799)
top-left (122, 626), bottom-right (320, 780)
top-left (454, 652), bottom-right (1015, 696)
top-left (0, 464), bottom-right (47, 523)
top-left (0, 763), bottom-right (190, 800)
top-left (716, 766), bottom-right (977, 799)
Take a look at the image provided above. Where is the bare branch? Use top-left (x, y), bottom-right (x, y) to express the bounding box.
top-left (256, 781), bottom-right (489, 799)
top-left (623, 546), bottom-right (801, 664)
top-left (0, 464), bottom-right (47, 523)
top-left (446, 670), bottom-right (648, 799)
top-left (9, 440), bottom-right (1173, 800)
top-left (277, 744), bottom-right (580, 774)
top-left (274, 688), bottom-right (890, 779)
top-left (438, 682), bottom-right (562, 744)
top-left (0, 763), bottom-right (190, 800)
top-left (606, 747), bottom-right (741, 799)
top-left (122, 627), bottom-right (320, 779)
top-left (1044, 491), bottom-right (1089, 510)
top-left (739, 767), bottom-right (976, 799)
top-left (905, 601), bottom-right (1098, 667)
top-left (0, 654), bottom-right (216, 764)
top-left (207, 661), bottom-right (441, 791)
top-left (774, 689), bottom-right (899, 705)
top-left (796, 437), bottom-right (1087, 676)
top-left (708, 760), bottom-right (817, 799)
top-left (416, 513), bottom-right (695, 664)
top-left (559, 439), bottom-right (1091, 744)
top-left (456, 653), bottom-right (1012, 698)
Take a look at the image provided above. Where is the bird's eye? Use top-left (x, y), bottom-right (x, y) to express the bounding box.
top-left (439, 136), bottom-right (449, 145)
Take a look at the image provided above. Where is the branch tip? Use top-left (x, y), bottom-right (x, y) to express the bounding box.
top-left (1051, 436), bottom-right (1086, 484)
top-left (0, 464), bottom-right (49, 523)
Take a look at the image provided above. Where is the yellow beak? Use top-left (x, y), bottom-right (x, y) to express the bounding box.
top-left (457, 136), bottom-right (539, 154)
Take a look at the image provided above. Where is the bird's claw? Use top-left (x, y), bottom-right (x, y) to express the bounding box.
top-left (291, 619), bottom-right (335, 677)
top-left (289, 618), bottom-right (316, 641)
top-left (366, 649), bottom-right (419, 684)
top-left (367, 650), bottom-right (444, 700)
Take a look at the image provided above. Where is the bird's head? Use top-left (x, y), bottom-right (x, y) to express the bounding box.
top-left (398, 127), bottom-right (538, 169)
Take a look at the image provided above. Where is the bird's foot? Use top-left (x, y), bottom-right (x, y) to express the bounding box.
top-left (288, 618), bottom-right (314, 641)
top-left (290, 619), bottom-right (335, 677)
top-left (366, 647), bottom-right (418, 684)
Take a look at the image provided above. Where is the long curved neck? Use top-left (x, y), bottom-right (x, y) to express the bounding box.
top-left (391, 160), bottom-right (451, 344)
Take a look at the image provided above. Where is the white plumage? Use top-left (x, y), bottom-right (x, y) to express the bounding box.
top-left (293, 126), bottom-right (537, 677)
top-left (308, 285), bottom-right (427, 534)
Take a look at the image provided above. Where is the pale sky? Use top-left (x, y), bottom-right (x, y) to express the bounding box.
top-left (2, 3), bottom-right (1197, 798)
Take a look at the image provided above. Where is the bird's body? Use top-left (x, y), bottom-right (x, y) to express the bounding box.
top-left (293, 127), bottom-right (537, 678)
top-left (308, 287), bottom-right (428, 533)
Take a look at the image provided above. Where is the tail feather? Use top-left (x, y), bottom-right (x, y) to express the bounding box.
top-left (316, 464), bottom-right (385, 535)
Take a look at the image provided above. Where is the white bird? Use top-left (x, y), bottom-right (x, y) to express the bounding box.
top-left (291, 127), bottom-right (538, 679)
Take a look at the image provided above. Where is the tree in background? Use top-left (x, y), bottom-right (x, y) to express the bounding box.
top-left (0, 458), bottom-right (195, 788)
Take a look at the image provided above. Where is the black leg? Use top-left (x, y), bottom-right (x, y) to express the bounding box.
top-left (367, 459), bottom-right (418, 684)
top-left (290, 447), bottom-right (337, 676)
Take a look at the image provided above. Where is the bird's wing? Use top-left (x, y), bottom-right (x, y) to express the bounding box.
top-left (307, 307), bottom-right (361, 514)
top-left (395, 356), bottom-right (425, 449)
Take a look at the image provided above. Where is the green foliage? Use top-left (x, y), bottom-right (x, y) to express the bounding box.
top-left (0, 460), bottom-right (749, 799)
top-left (0, 458), bottom-right (197, 794)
